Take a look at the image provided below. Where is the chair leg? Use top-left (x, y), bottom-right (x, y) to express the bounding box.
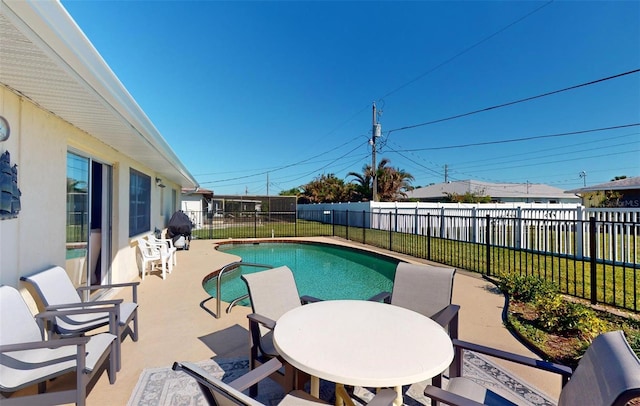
top-left (132, 312), bottom-right (139, 342)
top-left (109, 340), bottom-right (117, 384)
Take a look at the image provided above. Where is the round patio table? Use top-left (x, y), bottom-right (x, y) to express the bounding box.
top-left (273, 300), bottom-right (454, 406)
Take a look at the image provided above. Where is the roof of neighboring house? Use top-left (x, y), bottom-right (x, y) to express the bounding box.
top-left (0, 1), bottom-right (198, 188)
top-left (565, 177), bottom-right (640, 193)
top-left (407, 180), bottom-right (578, 200)
top-left (181, 188), bottom-right (214, 197)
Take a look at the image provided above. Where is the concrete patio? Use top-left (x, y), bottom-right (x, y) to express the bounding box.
top-left (24, 237), bottom-right (564, 405)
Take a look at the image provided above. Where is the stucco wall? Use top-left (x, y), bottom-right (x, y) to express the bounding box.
top-left (0, 86), bottom-right (179, 289)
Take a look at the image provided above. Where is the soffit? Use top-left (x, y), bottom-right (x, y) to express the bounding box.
top-left (0, 1), bottom-right (197, 188)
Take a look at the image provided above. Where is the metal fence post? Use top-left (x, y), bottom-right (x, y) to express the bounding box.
top-left (427, 213), bottom-right (431, 261)
top-left (346, 210), bottom-right (349, 240)
top-left (362, 210), bottom-right (366, 244)
top-left (589, 216), bottom-right (598, 305)
top-left (485, 215), bottom-right (491, 277)
top-left (332, 210), bottom-right (335, 237)
top-left (389, 211), bottom-right (393, 251)
top-left (254, 211), bottom-right (257, 238)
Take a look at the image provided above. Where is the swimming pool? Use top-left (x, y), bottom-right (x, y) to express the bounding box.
top-left (205, 242), bottom-right (399, 305)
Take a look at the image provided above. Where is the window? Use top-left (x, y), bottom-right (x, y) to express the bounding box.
top-left (129, 169), bottom-right (150, 236)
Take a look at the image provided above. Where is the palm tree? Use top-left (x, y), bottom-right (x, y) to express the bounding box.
top-left (348, 158), bottom-right (414, 202)
top-left (347, 165), bottom-right (374, 201)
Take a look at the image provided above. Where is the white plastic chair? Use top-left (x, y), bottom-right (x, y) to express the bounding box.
top-left (0, 285), bottom-right (117, 405)
top-left (148, 234), bottom-right (177, 271)
top-left (136, 237), bottom-right (167, 280)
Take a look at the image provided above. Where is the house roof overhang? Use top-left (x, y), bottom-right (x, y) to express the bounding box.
top-left (566, 177), bottom-right (640, 194)
top-left (0, 0), bottom-right (198, 188)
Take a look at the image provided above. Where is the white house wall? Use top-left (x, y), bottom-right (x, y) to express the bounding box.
top-left (0, 86), bottom-right (179, 288)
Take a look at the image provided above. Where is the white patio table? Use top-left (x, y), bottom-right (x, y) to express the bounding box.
top-left (273, 300), bottom-right (454, 406)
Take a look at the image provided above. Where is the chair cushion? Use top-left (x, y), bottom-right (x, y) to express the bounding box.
top-left (279, 390), bottom-right (328, 405)
top-left (446, 377), bottom-right (518, 406)
top-left (0, 286), bottom-right (43, 344)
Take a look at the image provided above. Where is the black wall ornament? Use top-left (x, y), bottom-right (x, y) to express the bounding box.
top-left (1, 150), bottom-right (21, 219)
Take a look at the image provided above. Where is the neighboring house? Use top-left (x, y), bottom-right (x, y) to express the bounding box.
top-left (0, 1), bottom-right (198, 290)
top-left (566, 177), bottom-right (640, 208)
top-left (406, 179), bottom-right (580, 204)
top-left (181, 188), bottom-right (214, 228)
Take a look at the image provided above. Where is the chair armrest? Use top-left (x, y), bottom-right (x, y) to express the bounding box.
top-left (0, 336), bottom-right (90, 353)
top-left (36, 306), bottom-right (118, 320)
top-left (424, 385), bottom-right (485, 406)
top-left (79, 282), bottom-right (139, 302)
top-left (157, 238), bottom-right (175, 249)
top-left (432, 304), bottom-right (460, 329)
top-left (247, 313), bottom-right (276, 330)
top-left (80, 281), bottom-right (140, 291)
top-left (229, 357), bottom-right (283, 392)
top-left (453, 339), bottom-right (573, 378)
top-left (300, 295), bottom-right (323, 304)
top-left (367, 291), bottom-right (391, 303)
top-left (44, 299), bottom-right (123, 311)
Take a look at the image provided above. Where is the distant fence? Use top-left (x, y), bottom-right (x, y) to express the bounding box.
top-left (186, 204), bottom-right (639, 312)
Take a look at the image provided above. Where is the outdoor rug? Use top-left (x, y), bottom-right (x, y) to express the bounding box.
top-left (127, 353), bottom-right (556, 406)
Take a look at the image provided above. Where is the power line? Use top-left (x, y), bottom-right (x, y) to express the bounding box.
top-left (379, 1), bottom-right (555, 100)
top-left (385, 69), bottom-right (640, 136)
top-left (396, 123), bottom-right (640, 152)
top-left (198, 135), bottom-right (366, 184)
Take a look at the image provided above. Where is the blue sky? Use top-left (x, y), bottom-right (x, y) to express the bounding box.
top-left (61, 0), bottom-right (640, 195)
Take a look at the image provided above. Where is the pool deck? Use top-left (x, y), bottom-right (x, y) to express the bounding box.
top-left (29, 237), bottom-right (564, 405)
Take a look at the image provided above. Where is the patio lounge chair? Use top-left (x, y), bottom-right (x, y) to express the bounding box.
top-left (241, 266), bottom-right (322, 397)
top-left (20, 266), bottom-right (139, 372)
top-left (172, 357), bottom-right (397, 406)
top-left (423, 330), bottom-right (640, 406)
top-left (0, 285), bottom-right (116, 406)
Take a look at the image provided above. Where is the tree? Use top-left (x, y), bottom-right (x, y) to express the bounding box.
top-left (346, 165), bottom-right (374, 201)
top-left (347, 158), bottom-right (414, 202)
top-left (279, 187), bottom-right (302, 197)
top-left (299, 174), bottom-right (355, 203)
top-left (376, 162), bottom-right (415, 201)
top-left (444, 191), bottom-right (492, 203)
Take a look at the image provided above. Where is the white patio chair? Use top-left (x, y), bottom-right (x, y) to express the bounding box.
top-left (423, 330), bottom-right (640, 406)
top-left (147, 234), bottom-right (177, 271)
top-left (136, 237), bottom-right (167, 280)
top-left (0, 285), bottom-right (116, 406)
top-left (20, 266), bottom-right (139, 372)
top-left (172, 357), bottom-right (397, 406)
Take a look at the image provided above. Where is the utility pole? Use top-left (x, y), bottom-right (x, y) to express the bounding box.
top-left (579, 171), bottom-right (587, 187)
top-left (371, 102), bottom-right (380, 202)
top-left (444, 164), bottom-right (448, 183)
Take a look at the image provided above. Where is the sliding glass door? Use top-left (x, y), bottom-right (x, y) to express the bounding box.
top-left (66, 152), bottom-right (112, 292)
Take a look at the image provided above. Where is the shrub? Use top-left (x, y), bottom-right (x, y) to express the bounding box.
top-left (534, 295), bottom-right (607, 340)
top-left (498, 273), bottom-right (557, 302)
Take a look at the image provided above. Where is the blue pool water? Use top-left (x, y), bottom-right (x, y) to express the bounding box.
top-left (205, 242), bottom-right (399, 305)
